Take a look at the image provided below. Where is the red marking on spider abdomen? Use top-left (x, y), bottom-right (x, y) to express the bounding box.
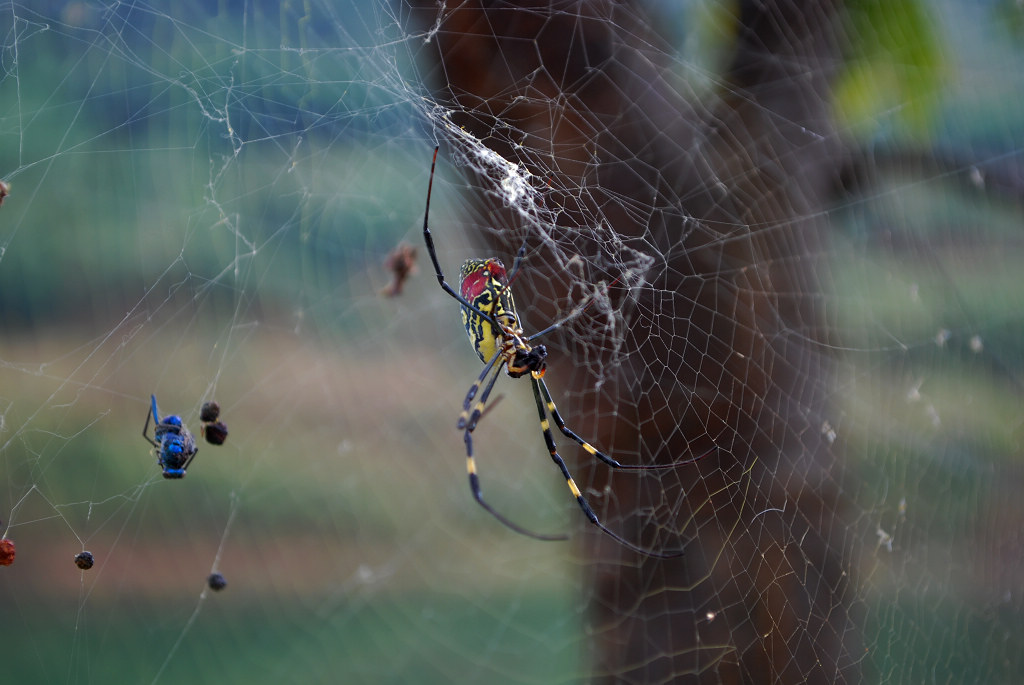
top-left (460, 259), bottom-right (507, 302)
top-left (460, 269), bottom-right (487, 302)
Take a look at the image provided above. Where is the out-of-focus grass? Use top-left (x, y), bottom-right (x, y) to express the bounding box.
top-left (4, 591), bottom-right (581, 685)
top-left (0, 317), bottom-right (585, 683)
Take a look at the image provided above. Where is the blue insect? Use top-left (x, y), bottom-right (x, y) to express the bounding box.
top-left (143, 395), bottom-right (198, 479)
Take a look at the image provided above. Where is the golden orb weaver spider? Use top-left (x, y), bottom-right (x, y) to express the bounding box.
top-left (422, 147), bottom-right (712, 558)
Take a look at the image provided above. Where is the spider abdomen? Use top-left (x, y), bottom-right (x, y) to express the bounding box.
top-left (459, 257), bottom-right (517, 364)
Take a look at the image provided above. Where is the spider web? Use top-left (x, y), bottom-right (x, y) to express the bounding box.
top-left (0, 1), bottom-right (1021, 683)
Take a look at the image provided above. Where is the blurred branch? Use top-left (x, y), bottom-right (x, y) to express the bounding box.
top-left (410, 0), bottom-right (861, 682)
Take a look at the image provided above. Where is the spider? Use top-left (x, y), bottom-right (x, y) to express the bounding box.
top-left (421, 147), bottom-right (711, 558)
top-left (143, 394), bottom-right (198, 479)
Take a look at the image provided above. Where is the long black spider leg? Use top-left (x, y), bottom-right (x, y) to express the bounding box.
top-left (487, 243), bottom-right (532, 326)
top-left (464, 357), bottom-right (567, 542)
top-left (500, 242), bottom-right (528, 290)
top-left (524, 294), bottom-right (600, 342)
top-left (522, 271), bottom-right (628, 343)
top-left (534, 376), bottom-right (717, 471)
top-left (530, 376), bottom-right (685, 558)
top-left (421, 146), bottom-right (506, 332)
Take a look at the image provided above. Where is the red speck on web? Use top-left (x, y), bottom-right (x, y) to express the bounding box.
top-left (0, 538), bottom-right (15, 566)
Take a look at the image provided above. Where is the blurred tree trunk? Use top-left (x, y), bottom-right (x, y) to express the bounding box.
top-left (409, 0), bottom-right (861, 682)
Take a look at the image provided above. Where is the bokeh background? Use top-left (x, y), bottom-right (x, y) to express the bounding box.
top-left (0, 1), bottom-right (1022, 683)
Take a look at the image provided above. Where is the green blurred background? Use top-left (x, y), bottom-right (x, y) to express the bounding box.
top-left (0, 4), bottom-right (591, 683)
top-left (0, 1), bottom-right (1022, 683)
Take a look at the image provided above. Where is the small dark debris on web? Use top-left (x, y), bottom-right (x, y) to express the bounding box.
top-left (207, 572), bottom-right (227, 591)
top-left (74, 550), bottom-right (95, 570)
top-left (200, 401), bottom-right (220, 423)
top-left (203, 421), bottom-right (229, 445)
top-left (200, 401), bottom-right (229, 445)
top-left (0, 537), bottom-right (15, 566)
top-left (380, 242), bottom-right (417, 297)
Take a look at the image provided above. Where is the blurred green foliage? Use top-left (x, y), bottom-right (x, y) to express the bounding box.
top-left (835, 0), bottom-right (945, 139)
top-left (0, 1), bottom-right (417, 333)
top-left (4, 592), bottom-right (579, 684)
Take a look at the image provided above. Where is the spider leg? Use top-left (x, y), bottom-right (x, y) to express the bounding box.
top-left (458, 349), bottom-right (502, 429)
top-left (524, 298), bottom-right (590, 341)
top-left (524, 275), bottom-right (625, 342)
top-left (501, 243), bottom-right (528, 287)
top-left (488, 243), bottom-right (532, 328)
top-left (463, 355), bottom-right (503, 434)
top-left (523, 289), bottom-right (607, 344)
top-left (421, 147), bottom-right (506, 331)
top-left (530, 376), bottom-right (685, 558)
top-left (534, 376), bottom-right (716, 470)
top-left (142, 397), bottom-right (158, 448)
top-left (463, 358), bottom-right (567, 542)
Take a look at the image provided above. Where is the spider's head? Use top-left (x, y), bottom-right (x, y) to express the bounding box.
top-left (161, 468), bottom-right (186, 479)
top-left (507, 344), bottom-right (547, 379)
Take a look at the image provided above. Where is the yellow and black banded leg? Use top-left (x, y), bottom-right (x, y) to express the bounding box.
top-left (461, 359), bottom-right (503, 437)
top-left (458, 350), bottom-right (502, 429)
top-left (462, 358), bottom-right (566, 542)
top-left (534, 376), bottom-right (717, 470)
top-left (529, 376), bottom-right (685, 558)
